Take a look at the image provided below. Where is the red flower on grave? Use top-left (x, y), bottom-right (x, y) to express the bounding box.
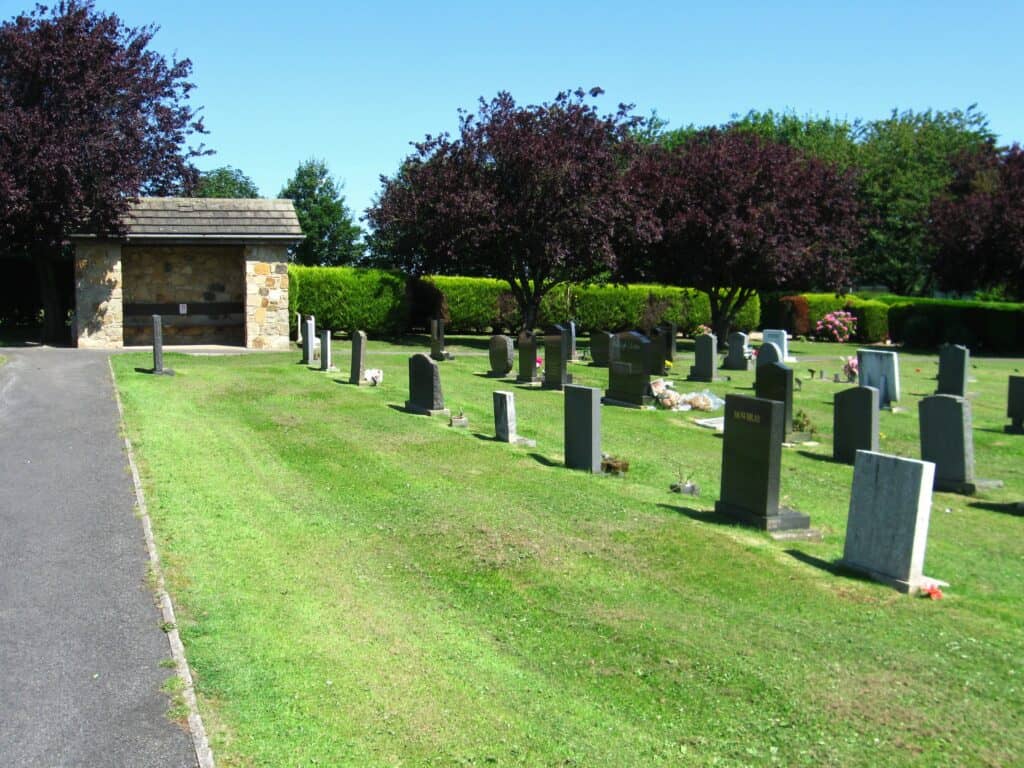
top-left (922, 584), bottom-right (943, 600)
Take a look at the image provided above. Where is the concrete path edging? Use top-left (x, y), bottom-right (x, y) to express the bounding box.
top-left (108, 358), bottom-right (215, 768)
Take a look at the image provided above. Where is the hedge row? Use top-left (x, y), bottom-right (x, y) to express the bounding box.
top-left (289, 267), bottom-right (760, 336)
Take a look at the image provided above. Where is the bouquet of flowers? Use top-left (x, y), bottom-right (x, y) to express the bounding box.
top-left (842, 355), bottom-right (858, 381)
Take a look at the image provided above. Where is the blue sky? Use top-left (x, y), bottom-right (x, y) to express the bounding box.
top-left (12, 0), bottom-right (1021, 219)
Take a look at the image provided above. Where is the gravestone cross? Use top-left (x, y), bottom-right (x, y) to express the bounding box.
top-left (564, 384), bottom-right (602, 473)
top-left (936, 344), bottom-right (969, 397)
top-left (833, 386), bottom-right (880, 463)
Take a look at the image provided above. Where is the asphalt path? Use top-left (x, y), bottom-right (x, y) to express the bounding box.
top-left (0, 347), bottom-right (196, 767)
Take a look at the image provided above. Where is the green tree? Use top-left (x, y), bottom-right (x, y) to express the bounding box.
top-left (853, 106), bottom-right (994, 294)
top-left (195, 166), bottom-right (259, 198)
top-left (279, 159), bottom-right (363, 265)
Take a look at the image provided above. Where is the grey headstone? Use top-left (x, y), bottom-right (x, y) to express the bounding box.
top-left (754, 362), bottom-right (794, 439)
top-left (937, 344), bottom-right (969, 397)
top-left (542, 325), bottom-right (572, 390)
top-left (430, 318), bottom-right (453, 361)
top-left (349, 330), bottom-right (367, 385)
top-left (488, 334), bottom-right (514, 377)
top-left (722, 331), bottom-right (750, 371)
top-left (688, 333), bottom-right (718, 382)
top-left (590, 331), bottom-right (613, 367)
top-left (564, 384), bottom-right (601, 473)
top-left (833, 386), bottom-right (880, 464)
top-left (405, 353), bottom-right (447, 415)
top-left (493, 390), bottom-right (536, 447)
top-left (762, 329), bottom-right (789, 361)
top-left (857, 349), bottom-right (900, 407)
top-left (841, 451), bottom-right (944, 594)
top-left (516, 330), bottom-right (541, 384)
top-left (301, 315), bottom-right (316, 365)
top-left (568, 321), bottom-right (578, 361)
top-left (756, 341), bottom-right (782, 368)
top-left (919, 394), bottom-right (975, 493)
top-left (149, 314), bottom-right (174, 375)
top-left (603, 331), bottom-right (653, 407)
top-left (319, 330), bottom-right (334, 371)
top-left (1007, 376), bottom-right (1024, 433)
top-left (714, 395), bottom-right (810, 531)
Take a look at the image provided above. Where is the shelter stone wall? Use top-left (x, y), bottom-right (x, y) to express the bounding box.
top-left (75, 242), bottom-right (123, 349)
top-left (244, 245), bottom-right (290, 350)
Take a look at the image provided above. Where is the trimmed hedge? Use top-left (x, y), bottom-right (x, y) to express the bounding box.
top-left (289, 266), bottom-right (407, 335)
top-left (289, 267), bottom-right (761, 337)
top-left (802, 293), bottom-right (889, 344)
top-left (888, 299), bottom-right (1024, 352)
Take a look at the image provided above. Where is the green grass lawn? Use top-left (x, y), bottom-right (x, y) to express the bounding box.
top-left (112, 337), bottom-right (1024, 767)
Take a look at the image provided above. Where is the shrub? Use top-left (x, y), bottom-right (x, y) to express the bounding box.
top-left (289, 266), bottom-right (406, 335)
top-left (814, 310), bottom-right (857, 342)
top-left (779, 295), bottom-right (811, 336)
top-left (888, 298), bottom-right (1024, 352)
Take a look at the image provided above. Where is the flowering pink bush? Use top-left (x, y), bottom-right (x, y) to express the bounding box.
top-left (815, 310), bottom-right (857, 342)
top-left (842, 355), bottom-right (858, 381)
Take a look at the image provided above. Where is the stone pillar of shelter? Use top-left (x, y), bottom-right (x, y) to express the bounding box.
top-left (244, 244), bottom-right (291, 350)
top-left (74, 241), bottom-right (124, 349)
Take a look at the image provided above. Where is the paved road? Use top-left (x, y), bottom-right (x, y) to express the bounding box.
top-left (0, 348), bottom-right (196, 767)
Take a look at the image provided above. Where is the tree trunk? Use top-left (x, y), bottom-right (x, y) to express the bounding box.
top-left (35, 254), bottom-right (67, 345)
top-left (520, 299), bottom-right (539, 333)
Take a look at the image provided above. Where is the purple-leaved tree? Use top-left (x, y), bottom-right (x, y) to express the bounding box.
top-left (623, 129), bottom-right (862, 339)
top-left (366, 88), bottom-right (652, 330)
top-left (0, 1), bottom-right (207, 342)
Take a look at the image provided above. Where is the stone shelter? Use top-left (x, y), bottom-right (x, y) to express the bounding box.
top-left (71, 198), bottom-right (302, 349)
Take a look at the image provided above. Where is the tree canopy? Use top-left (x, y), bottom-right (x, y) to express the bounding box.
top-left (366, 88), bottom-right (649, 330)
top-left (195, 166), bottom-right (259, 198)
top-left (0, 0), bottom-right (206, 340)
top-left (279, 159), bottom-right (363, 266)
top-left (625, 129), bottom-right (862, 338)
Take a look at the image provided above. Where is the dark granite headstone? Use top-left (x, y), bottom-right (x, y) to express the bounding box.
top-left (349, 330), bottom-right (367, 385)
top-left (688, 333), bottom-right (718, 382)
top-left (919, 394), bottom-right (975, 493)
top-left (516, 330), bottom-right (541, 384)
top-left (542, 325), bottom-right (572, 390)
top-left (756, 341), bottom-right (782, 368)
top-left (650, 323), bottom-right (676, 375)
top-left (590, 331), bottom-right (613, 367)
top-left (430, 318), bottom-right (453, 361)
top-left (405, 353), bottom-right (447, 415)
top-left (564, 384), bottom-right (601, 473)
top-left (301, 315), bottom-right (316, 364)
top-left (714, 395), bottom-right (810, 531)
top-left (937, 344), bottom-right (969, 397)
top-left (488, 334), bottom-right (514, 377)
top-left (1007, 376), bottom-right (1024, 433)
top-left (833, 386), bottom-right (879, 463)
top-left (722, 331), bottom-right (750, 371)
top-left (603, 331), bottom-right (653, 407)
top-left (150, 315), bottom-right (173, 375)
top-left (754, 361), bottom-right (794, 439)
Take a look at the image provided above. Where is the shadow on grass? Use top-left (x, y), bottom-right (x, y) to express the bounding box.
top-left (785, 550), bottom-right (878, 585)
top-left (657, 503), bottom-right (736, 527)
top-left (472, 432), bottom-right (499, 442)
top-left (529, 452), bottom-right (560, 468)
top-left (472, 372), bottom-right (514, 381)
top-left (968, 500), bottom-right (1024, 517)
top-left (797, 450), bottom-right (844, 464)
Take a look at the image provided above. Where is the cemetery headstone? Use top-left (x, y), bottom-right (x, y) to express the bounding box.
top-left (841, 450), bottom-right (946, 594)
top-left (430, 318), bottom-right (453, 361)
top-left (516, 330), bottom-right (541, 384)
top-left (349, 331), bottom-right (367, 385)
top-left (762, 329), bottom-right (791, 361)
top-left (603, 331), bottom-right (654, 407)
top-left (1007, 375), bottom-right (1024, 433)
top-left (493, 390), bottom-right (536, 447)
top-left (755, 341), bottom-right (782, 368)
top-left (650, 323), bottom-right (677, 375)
top-left (919, 394), bottom-right (975, 493)
top-left (405, 353), bottom-right (448, 416)
top-left (150, 315), bottom-right (173, 375)
top-left (936, 343), bottom-right (969, 397)
top-left (714, 394), bottom-right (810, 531)
top-left (722, 331), bottom-right (750, 371)
top-left (857, 349), bottom-right (900, 408)
top-left (590, 331), bottom-right (614, 367)
top-left (688, 333), bottom-right (718, 382)
top-left (488, 334), bottom-right (514, 377)
top-left (568, 320), bottom-right (578, 361)
top-left (564, 384), bottom-right (601, 473)
top-left (754, 361), bottom-right (794, 439)
top-left (301, 314), bottom-right (316, 365)
top-left (319, 330), bottom-right (336, 371)
top-left (833, 386), bottom-right (880, 463)
top-left (543, 325), bottom-right (572, 390)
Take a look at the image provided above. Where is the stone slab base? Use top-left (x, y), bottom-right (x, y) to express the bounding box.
top-left (840, 560), bottom-right (949, 595)
top-left (687, 371), bottom-right (718, 382)
top-left (516, 376), bottom-right (542, 385)
top-left (404, 402), bottom-right (450, 417)
top-left (934, 479), bottom-right (977, 495)
top-left (714, 501), bottom-right (811, 531)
